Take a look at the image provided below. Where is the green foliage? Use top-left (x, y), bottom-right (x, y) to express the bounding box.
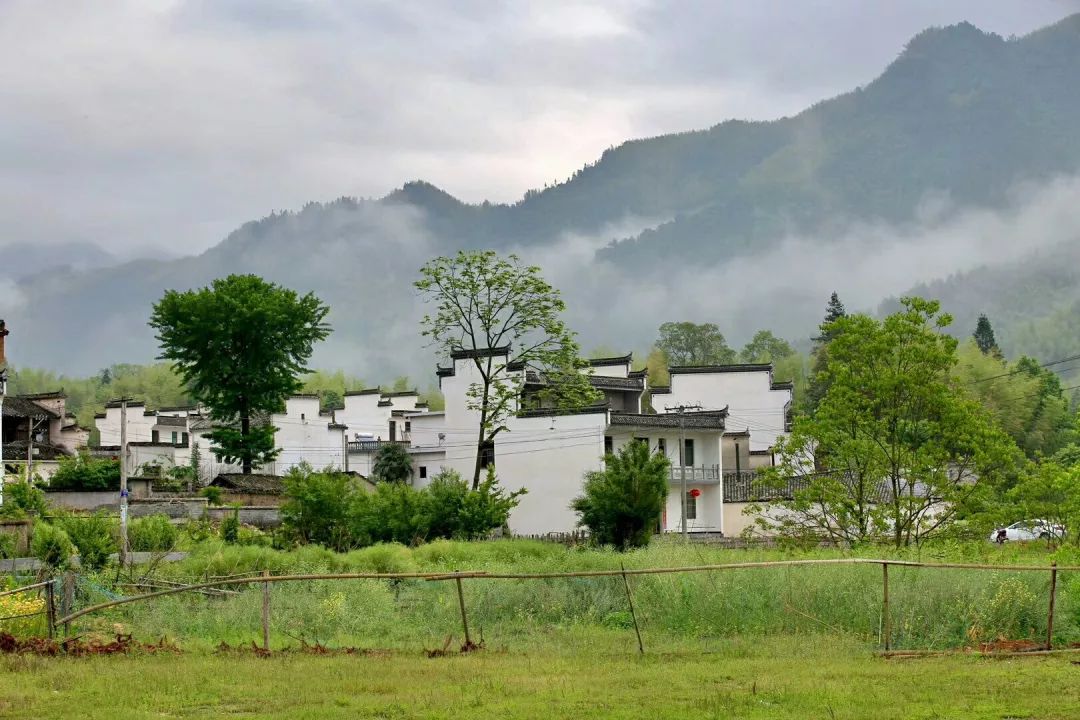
top-left (280, 464), bottom-right (357, 552)
top-left (973, 314), bottom-right (1000, 356)
top-left (0, 533), bottom-right (15, 559)
top-left (371, 442), bottom-right (413, 484)
top-left (655, 322), bottom-right (735, 366)
top-left (759, 297), bottom-right (1020, 547)
top-left (350, 482), bottom-right (431, 546)
top-left (59, 513), bottom-right (117, 571)
top-left (806, 292), bottom-right (848, 413)
top-left (415, 250), bottom-right (600, 488)
top-left (200, 486), bottom-right (223, 506)
top-left (49, 451), bottom-right (121, 491)
top-left (739, 330), bottom-right (795, 364)
top-left (573, 441), bottom-right (670, 550)
top-left (424, 467), bottom-right (525, 540)
top-left (0, 481), bottom-right (49, 518)
top-left (128, 514), bottom-right (179, 553)
top-left (220, 509), bottom-right (241, 544)
top-left (31, 522), bottom-right (74, 570)
top-left (150, 274), bottom-right (331, 474)
top-left (300, 370), bottom-right (366, 412)
top-left (1008, 459), bottom-right (1080, 545)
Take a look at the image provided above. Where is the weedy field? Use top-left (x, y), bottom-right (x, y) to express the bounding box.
top-left (2, 632), bottom-right (1079, 720)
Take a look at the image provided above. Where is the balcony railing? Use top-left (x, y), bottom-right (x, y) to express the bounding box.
top-left (346, 439), bottom-right (411, 454)
top-left (669, 465), bottom-right (721, 483)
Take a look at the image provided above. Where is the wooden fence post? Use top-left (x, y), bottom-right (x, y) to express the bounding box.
top-left (45, 578), bottom-right (56, 640)
top-left (261, 569), bottom-right (271, 652)
top-left (61, 571), bottom-right (75, 638)
top-left (454, 576), bottom-right (472, 647)
top-left (1046, 562), bottom-right (1058, 651)
top-left (882, 562), bottom-right (891, 652)
top-left (620, 562), bottom-right (644, 656)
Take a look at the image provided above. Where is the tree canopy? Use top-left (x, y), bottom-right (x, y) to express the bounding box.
top-left (655, 322), bottom-right (736, 366)
top-left (573, 440), bottom-right (670, 550)
top-left (150, 274), bottom-right (330, 474)
top-left (754, 297), bottom-right (1019, 547)
top-left (415, 250), bottom-right (598, 488)
top-left (740, 330), bottom-right (795, 364)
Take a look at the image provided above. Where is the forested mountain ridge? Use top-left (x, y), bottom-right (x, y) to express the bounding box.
top-left (4, 15), bottom-right (1080, 376)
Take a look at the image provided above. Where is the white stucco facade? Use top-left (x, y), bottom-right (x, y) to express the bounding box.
top-left (273, 395), bottom-right (346, 473)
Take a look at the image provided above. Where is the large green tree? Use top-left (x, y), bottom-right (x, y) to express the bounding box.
top-left (655, 322), bottom-right (736, 366)
top-left (150, 275), bottom-right (330, 474)
top-left (740, 330), bottom-right (795, 364)
top-left (754, 298), bottom-right (1018, 547)
top-left (416, 251), bottom-right (598, 489)
top-left (372, 441), bottom-right (413, 484)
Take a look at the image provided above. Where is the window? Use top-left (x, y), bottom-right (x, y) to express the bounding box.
top-left (683, 439), bottom-right (695, 466)
top-left (171, 431), bottom-right (178, 444)
top-left (657, 438), bottom-right (666, 456)
top-left (479, 440), bottom-right (495, 469)
top-left (181, 432), bottom-right (189, 446)
top-left (685, 491), bottom-right (697, 520)
top-left (604, 436), bottom-right (613, 455)
top-left (151, 430), bottom-right (159, 444)
top-left (405, 421), bottom-right (412, 433)
top-left (389, 421), bottom-right (397, 442)
top-left (419, 466), bottom-right (427, 479)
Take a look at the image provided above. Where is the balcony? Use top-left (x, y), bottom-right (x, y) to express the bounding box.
top-left (346, 439), bottom-right (411, 454)
top-left (669, 465), bottom-right (721, 484)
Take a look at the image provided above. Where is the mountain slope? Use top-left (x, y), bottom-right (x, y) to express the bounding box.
top-left (4, 15), bottom-right (1080, 376)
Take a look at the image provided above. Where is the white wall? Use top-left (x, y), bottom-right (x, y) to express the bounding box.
top-left (665, 368), bottom-right (791, 452)
top-left (95, 404), bottom-right (154, 445)
top-left (339, 391), bottom-right (392, 440)
top-left (273, 396), bottom-right (345, 473)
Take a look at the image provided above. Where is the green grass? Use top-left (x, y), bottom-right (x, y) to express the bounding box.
top-left (2, 632), bottom-right (1079, 719)
top-left (55, 538), bottom-right (1080, 652)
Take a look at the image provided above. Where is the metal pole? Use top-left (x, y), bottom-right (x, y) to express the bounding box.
top-left (1046, 562), bottom-right (1058, 650)
top-left (262, 569), bottom-right (271, 652)
top-left (679, 411), bottom-right (687, 542)
top-left (119, 399), bottom-right (129, 567)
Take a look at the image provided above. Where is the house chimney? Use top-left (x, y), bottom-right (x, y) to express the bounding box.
top-left (0, 319), bottom-right (8, 370)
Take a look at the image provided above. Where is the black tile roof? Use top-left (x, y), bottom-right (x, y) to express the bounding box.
top-left (104, 399), bottom-right (145, 408)
top-left (609, 411), bottom-right (727, 430)
top-left (588, 375), bottom-right (645, 391)
top-left (377, 400), bottom-right (392, 407)
top-left (588, 353), bottom-right (632, 367)
top-left (436, 366), bottom-right (454, 378)
top-left (516, 404), bottom-right (609, 419)
top-left (3, 396), bottom-right (57, 419)
top-left (669, 363), bottom-right (772, 375)
top-left (211, 474), bottom-right (285, 495)
top-left (345, 388), bottom-right (381, 396)
top-left (381, 390), bottom-right (418, 398)
top-left (771, 381), bottom-right (795, 391)
top-left (450, 346), bottom-right (509, 360)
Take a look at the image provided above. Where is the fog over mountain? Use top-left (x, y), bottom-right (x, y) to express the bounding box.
top-left (3, 14), bottom-right (1080, 379)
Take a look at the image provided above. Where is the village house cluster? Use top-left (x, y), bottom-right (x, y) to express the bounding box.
top-left (8, 346), bottom-right (794, 536)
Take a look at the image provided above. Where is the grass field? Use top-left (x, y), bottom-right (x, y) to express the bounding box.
top-left (3, 632), bottom-right (1079, 719)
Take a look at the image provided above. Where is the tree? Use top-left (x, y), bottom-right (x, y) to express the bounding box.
top-left (415, 251), bottom-right (599, 489)
top-left (372, 441), bottom-right (413, 483)
top-left (655, 322), bottom-right (736, 366)
top-left (1009, 459), bottom-right (1080, 546)
top-left (150, 275), bottom-right (330, 474)
top-left (973, 314), bottom-right (1000, 356)
top-left (280, 463), bottom-right (357, 551)
top-left (740, 330), bottom-right (795, 363)
top-left (572, 441), bottom-right (670, 550)
top-left (806, 292), bottom-right (849, 413)
top-left (755, 298), bottom-right (1018, 547)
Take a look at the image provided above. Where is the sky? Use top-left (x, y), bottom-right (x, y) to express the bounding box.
top-left (2, 0), bottom-right (1078, 259)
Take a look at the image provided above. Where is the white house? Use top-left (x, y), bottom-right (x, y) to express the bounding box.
top-left (390, 349), bottom-right (793, 536)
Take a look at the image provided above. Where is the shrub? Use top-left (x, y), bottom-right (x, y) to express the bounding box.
top-left (573, 441), bottom-right (670, 550)
top-left (351, 482), bottom-right (430, 545)
top-left (183, 516), bottom-right (214, 543)
top-left (280, 463), bottom-right (357, 551)
top-left (31, 522), bottom-right (74, 570)
top-left (372, 442), bottom-right (413, 484)
top-left (49, 451), bottom-right (121, 491)
top-left (0, 533), bottom-right (15, 559)
top-left (60, 513), bottom-right (117, 571)
top-left (200, 486), bottom-right (223, 506)
top-left (236, 525), bottom-right (270, 547)
top-left (129, 514), bottom-right (179, 552)
top-left (220, 508), bottom-right (240, 543)
top-left (0, 481), bottom-right (49, 518)
top-left (427, 467), bottom-right (524, 540)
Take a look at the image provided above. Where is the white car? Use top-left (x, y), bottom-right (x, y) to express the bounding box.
top-left (989, 520), bottom-right (1066, 543)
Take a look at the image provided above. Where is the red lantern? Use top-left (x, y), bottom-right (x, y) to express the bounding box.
top-left (689, 488), bottom-right (701, 498)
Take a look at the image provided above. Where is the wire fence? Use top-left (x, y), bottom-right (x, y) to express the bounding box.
top-left (3, 558), bottom-right (1076, 657)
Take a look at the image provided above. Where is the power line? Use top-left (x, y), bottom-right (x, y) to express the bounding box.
top-left (966, 353), bottom-right (1080, 385)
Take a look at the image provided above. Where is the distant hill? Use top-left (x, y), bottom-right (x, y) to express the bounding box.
top-left (3, 15), bottom-right (1080, 376)
top-left (2, 241), bottom-right (116, 280)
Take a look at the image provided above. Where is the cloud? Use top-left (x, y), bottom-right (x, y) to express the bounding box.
top-left (0, 0), bottom-right (1075, 260)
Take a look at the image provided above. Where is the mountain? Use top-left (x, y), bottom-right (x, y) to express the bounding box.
top-left (3, 15), bottom-right (1080, 377)
top-left (1, 241), bottom-right (117, 280)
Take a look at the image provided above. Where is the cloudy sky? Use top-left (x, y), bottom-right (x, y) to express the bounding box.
top-left (2, 0), bottom-right (1077, 258)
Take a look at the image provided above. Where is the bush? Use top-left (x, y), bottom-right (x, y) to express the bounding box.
top-left (129, 514), bottom-right (179, 552)
top-left (236, 525), bottom-right (270, 547)
top-left (427, 467), bottom-right (524, 540)
top-left (0, 481), bottom-right (49, 519)
top-left (60, 513), bottom-right (117, 571)
top-left (351, 482), bottom-right (430, 545)
top-left (0, 533), bottom-right (15, 559)
top-left (182, 516), bottom-right (214, 544)
top-left (49, 451), bottom-right (121, 491)
top-left (372, 442), bottom-right (413, 483)
top-left (280, 463), bottom-right (357, 551)
top-left (200, 486), bottom-right (223, 506)
top-left (31, 522), bottom-right (74, 570)
top-left (220, 509), bottom-right (240, 543)
top-left (573, 441), bottom-right (670, 550)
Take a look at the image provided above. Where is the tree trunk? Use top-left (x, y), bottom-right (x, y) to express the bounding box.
top-left (472, 384), bottom-right (490, 491)
top-left (241, 412), bottom-right (251, 475)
